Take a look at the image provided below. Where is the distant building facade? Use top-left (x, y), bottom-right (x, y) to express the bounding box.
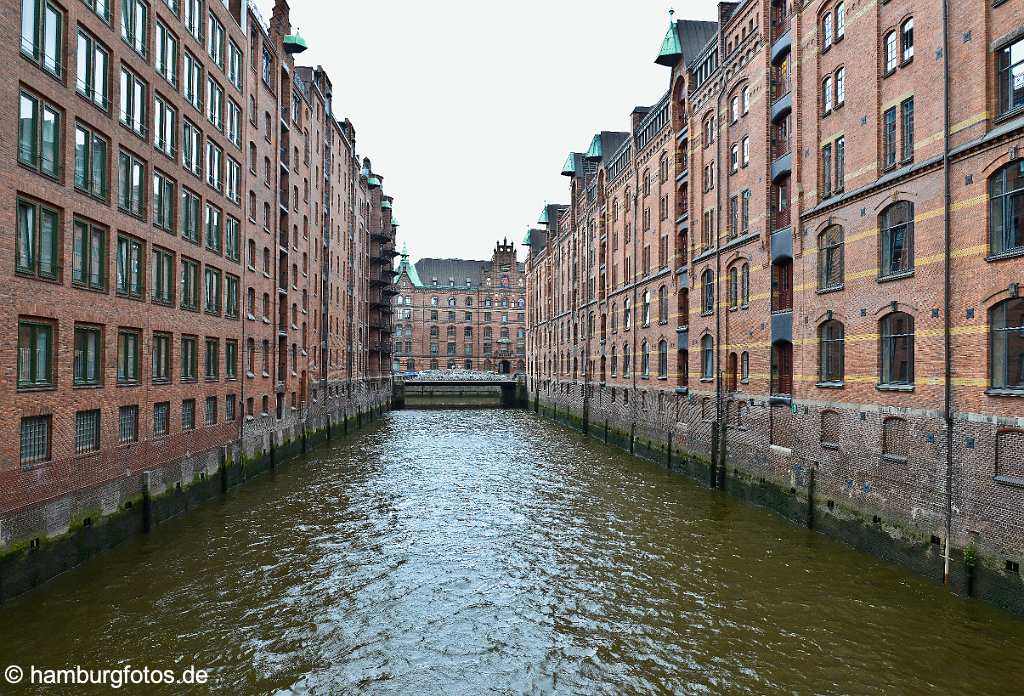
top-left (393, 241), bottom-right (526, 374)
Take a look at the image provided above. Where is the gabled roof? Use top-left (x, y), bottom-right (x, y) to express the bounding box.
top-left (394, 244), bottom-right (423, 287)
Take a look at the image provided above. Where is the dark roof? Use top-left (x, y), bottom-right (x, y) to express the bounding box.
top-left (677, 19), bottom-right (719, 64)
top-left (414, 257), bottom-right (524, 291)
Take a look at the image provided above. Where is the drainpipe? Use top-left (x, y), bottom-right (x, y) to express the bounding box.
top-left (712, 70), bottom-right (727, 488)
top-left (941, 0), bottom-right (954, 586)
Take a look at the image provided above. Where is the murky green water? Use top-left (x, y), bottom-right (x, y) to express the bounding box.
top-left (1, 410), bottom-right (1022, 695)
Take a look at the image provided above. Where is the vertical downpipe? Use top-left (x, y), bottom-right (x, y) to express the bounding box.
top-left (807, 466), bottom-right (816, 529)
top-left (941, 0), bottom-right (954, 587)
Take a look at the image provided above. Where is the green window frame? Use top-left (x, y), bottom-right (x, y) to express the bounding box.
top-left (152, 331), bottom-right (171, 382)
top-left (204, 266), bottom-right (221, 314)
top-left (117, 328), bottom-right (140, 383)
top-left (16, 199), bottom-right (59, 280)
top-left (225, 339), bottom-right (237, 379)
top-left (153, 170), bottom-right (175, 231)
top-left (180, 257), bottom-right (199, 309)
top-left (204, 202), bottom-right (222, 253)
top-left (119, 66), bottom-right (147, 136)
top-left (153, 401), bottom-right (170, 436)
top-left (153, 94), bottom-right (176, 157)
top-left (204, 336), bottom-right (219, 380)
top-left (20, 0), bottom-right (64, 77)
top-left (180, 335), bottom-right (197, 381)
top-left (152, 247), bottom-right (174, 303)
top-left (20, 415), bottom-right (51, 466)
top-left (118, 150), bottom-right (146, 217)
top-left (18, 319), bottom-right (54, 388)
top-left (180, 187), bottom-right (200, 242)
top-left (225, 216), bottom-right (239, 261)
top-left (116, 234), bottom-right (144, 297)
top-left (181, 398), bottom-right (195, 430)
top-left (120, 0), bottom-right (148, 58)
top-left (18, 91), bottom-right (61, 178)
top-left (74, 124), bottom-right (109, 200)
top-left (76, 29), bottom-right (110, 110)
top-left (73, 324), bottom-right (102, 385)
top-left (72, 220), bottom-right (107, 290)
top-left (75, 409), bottom-right (101, 453)
top-left (204, 395), bottom-right (217, 425)
top-left (224, 274), bottom-right (239, 318)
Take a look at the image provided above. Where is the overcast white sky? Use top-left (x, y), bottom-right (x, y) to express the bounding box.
top-left (256, 0), bottom-right (719, 262)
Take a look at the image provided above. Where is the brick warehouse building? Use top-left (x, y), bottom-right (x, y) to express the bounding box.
top-left (0, 0), bottom-right (395, 558)
top-left (393, 240), bottom-right (527, 374)
top-left (525, 1), bottom-right (1024, 600)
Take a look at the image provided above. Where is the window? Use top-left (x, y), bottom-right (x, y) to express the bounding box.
top-left (18, 91), bottom-right (61, 178)
top-left (730, 96), bottom-right (739, 123)
top-left (990, 298), bottom-right (1024, 391)
top-left (152, 331), bottom-right (170, 382)
top-left (901, 18), bottom-right (914, 63)
top-left (658, 340), bottom-right (668, 378)
top-left (155, 21), bottom-right (177, 86)
top-left (225, 339), bottom-right (237, 379)
top-left (121, 0), bottom-right (148, 56)
top-left (206, 76), bottom-right (223, 130)
top-left (998, 38), bottom-right (1024, 116)
top-left (74, 125), bottom-right (109, 199)
top-left (989, 160), bottom-right (1024, 256)
top-left (261, 47), bottom-right (272, 86)
top-left (75, 410), bottom-right (101, 454)
top-left (73, 324), bottom-right (102, 385)
top-left (835, 67), bottom-right (845, 106)
top-left (16, 199), bottom-right (59, 280)
top-left (742, 136), bottom-right (750, 167)
top-left (204, 266), bottom-right (221, 314)
top-left (701, 269), bottom-right (714, 314)
top-left (76, 30), bottom-right (110, 110)
top-left (70, 220), bottom-right (106, 291)
top-left (153, 96), bottom-right (176, 157)
top-left (742, 86), bottom-right (750, 114)
top-left (879, 201), bottom-right (914, 277)
top-left (118, 150), bottom-right (145, 217)
top-left (206, 140), bottom-right (223, 190)
top-left (153, 401), bottom-right (169, 436)
top-left (207, 11), bottom-right (224, 68)
top-left (821, 143), bottom-right (832, 197)
top-left (701, 334), bottom-right (714, 379)
top-left (771, 341), bottom-right (793, 395)
top-left (180, 257), bottom-right (199, 309)
top-left (116, 235), bottom-right (144, 297)
top-left (182, 120), bottom-right (202, 175)
top-left (818, 226), bottom-right (844, 290)
top-left (20, 416), bottom-right (51, 465)
top-left (119, 68), bottom-right (147, 136)
top-left (181, 398), bottom-right (195, 430)
top-left (205, 396), bottom-right (217, 425)
top-left (835, 2), bottom-right (845, 39)
top-left (835, 137), bottom-right (845, 192)
top-left (728, 266), bottom-right (738, 309)
top-left (226, 157), bottom-right (240, 203)
top-left (900, 98), bottom-right (914, 163)
top-left (741, 263), bottom-right (749, 306)
top-left (116, 328), bottom-right (140, 383)
top-left (884, 31), bottom-right (897, 74)
top-left (658, 285), bottom-right (668, 323)
top-left (822, 12), bottom-right (833, 51)
top-left (152, 247), bottom-right (173, 303)
top-left (21, 0), bottom-right (64, 77)
top-left (181, 335), bottom-right (197, 381)
top-left (180, 187), bottom-right (200, 242)
top-left (183, 0), bottom-right (202, 40)
top-left (822, 76), bottom-right (833, 114)
top-left (771, 259), bottom-right (793, 312)
top-left (204, 203), bottom-right (222, 252)
top-left (205, 337), bottom-right (219, 380)
top-left (880, 312), bottom-right (914, 385)
top-left (225, 217), bottom-right (240, 261)
top-left (227, 100), bottom-right (241, 147)
top-left (642, 290), bottom-right (650, 326)
top-left (641, 340), bottom-right (650, 377)
top-left (882, 107), bottom-right (897, 169)
top-left (228, 40), bottom-right (241, 89)
top-left (730, 144), bottom-right (739, 173)
top-left (741, 351), bottom-right (749, 382)
top-left (153, 171), bottom-right (175, 231)
top-left (184, 51), bottom-right (203, 111)
top-left (819, 320), bottom-right (845, 383)
top-left (882, 417), bottom-right (908, 461)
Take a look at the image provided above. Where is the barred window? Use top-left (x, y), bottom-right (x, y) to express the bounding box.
top-left (20, 415), bottom-right (51, 466)
top-left (119, 404), bottom-right (139, 443)
top-left (153, 401), bottom-right (169, 436)
top-left (205, 396), bottom-right (217, 425)
top-left (75, 409), bottom-right (101, 453)
top-left (181, 398), bottom-right (195, 430)
top-left (226, 394), bottom-right (236, 422)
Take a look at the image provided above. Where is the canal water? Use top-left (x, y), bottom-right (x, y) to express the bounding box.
top-left (1, 410), bottom-right (1022, 695)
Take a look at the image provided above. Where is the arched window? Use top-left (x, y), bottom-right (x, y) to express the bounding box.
top-left (726, 352), bottom-right (738, 391)
top-left (728, 266), bottom-right (738, 309)
top-left (702, 269), bottom-right (714, 314)
top-left (819, 320), bottom-right (845, 383)
top-left (880, 311), bottom-right (914, 385)
top-left (658, 285), bottom-right (668, 323)
top-left (624, 298), bottom-right (631, 330)
top-left (642, 290), bottom-right (651, 326)
top-left (771, 340), bottom-right (793, 395)
top-left (658, 340), bottom-right (668, 377)
top-left (822, 11), bottom-right (833, 50)
top-left (882, 416), bottom-right (908, 461)
top-left (611, 346), bottom-right (617, 376)
top-left (818, 226), bottom-right (844, 289)
top-left (741, 263), bottom-right (750, 306)
top-left (641, 340), bottom-right (650, 377)
top-left (741, 351), bottom-right (749, 383)
top-left (884, 31), bottom-right (897, 73)
top-left (879, 201), bottom-right (914, 278)
top-left (990, 298), bottom-right (1024, 390)
top-left (701, 334), bottom-right (714, 379)
top-left (430, 325), bottom-right (438, 337)
top-left (988, 160), bottom-right (1024, 256)
top-left (901, 17), bottom-right (914, 62)
top-left (622, 344), bottom-right (631, 376)
top-left (447, 297), bottom-right (456, 307)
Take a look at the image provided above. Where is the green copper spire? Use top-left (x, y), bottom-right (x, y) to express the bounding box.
top-left (391, 216), bottom-right (399, 226)
top-left (394, 242), bottom-right (423, 287)
top-left (283, 31), bottom-right (308, 54)
top-left (538, 206), bottom-right (549, 225)
top-left (522, 229), bottom-right (533, 246)
top-left (585, 134), bottom-right (603, 161)
top-left (381, 199), bottom-right (392, 209)
top-left (561, 152), bottom-right (577, 177)
top-left (655, 9), bottom-right (682, 66)
top-left (367, 176), bottom-right (381, 188)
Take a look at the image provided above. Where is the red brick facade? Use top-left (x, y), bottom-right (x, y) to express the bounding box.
top-left (0, 0), bottom-right (394, 550)
top-left (526, 2), bottom-right (1024, 581)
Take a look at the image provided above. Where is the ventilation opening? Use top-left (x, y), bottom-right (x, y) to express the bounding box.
top-left (827, 500), bottom-right (835, 510)
top-left (200, 472), bottom-right (207, 480)
top-left (789, 487), bottom-right (796, 495)
top-left (124, 500), bottom-right (133, 510)
top-left (83, 517), bottom-right (93, 528)
top-left (175, 481), bottom-right (182, 491)
top-left (930, 535), bottom-right (941, 546)
top-left (872, 515), bottom-right (881, 525)
top-left (29, 537), bottom-right (40, 549)
top-left (1007, 560), bottom-right (1021, 574)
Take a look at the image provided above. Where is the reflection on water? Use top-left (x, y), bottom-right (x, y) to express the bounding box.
top-left (1, 410), bottom-right (1022, 695)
